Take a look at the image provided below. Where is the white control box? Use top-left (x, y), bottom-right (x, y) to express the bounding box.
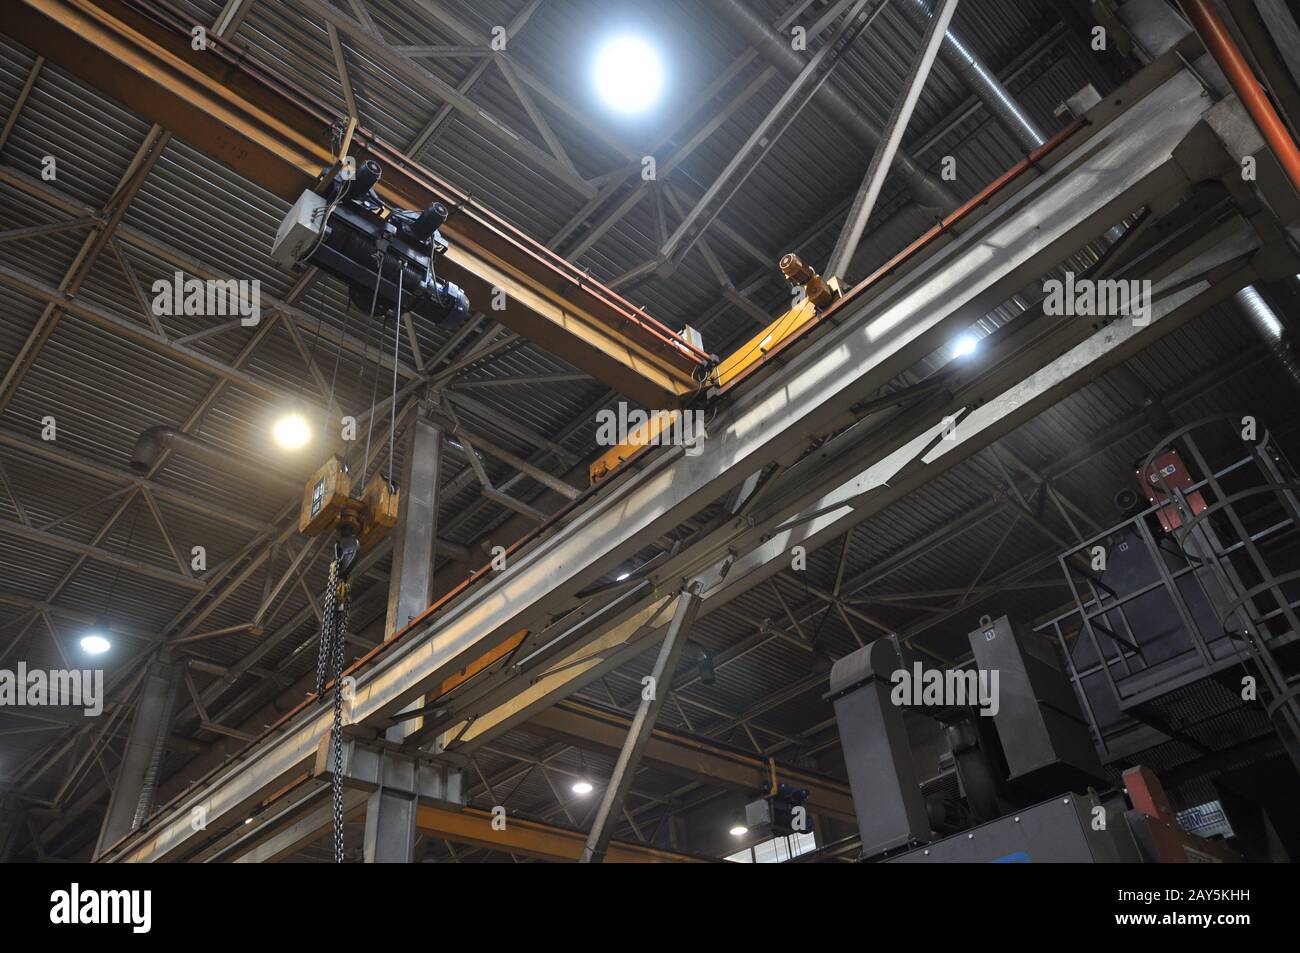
top-left (271, 189), bottom-right (327, 268)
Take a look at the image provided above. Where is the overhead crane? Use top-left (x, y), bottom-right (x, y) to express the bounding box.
top-left (10, 0), bottom-right (1300, 862)
top-left (6, 0), bottom-right (713, 411)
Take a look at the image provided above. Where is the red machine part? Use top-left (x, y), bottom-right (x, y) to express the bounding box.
top-left (1137, 449), bottom-right (1206, 532)
top-left (1123, 766), bottom-right (1237, 863)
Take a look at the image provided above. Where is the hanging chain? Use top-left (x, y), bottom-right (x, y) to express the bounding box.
top-left (315, 557), bottom-right (351, 863)
top-left (331, 573), bottom-right (350, 864)
top-left (315, 559), bottom-right (337, 698)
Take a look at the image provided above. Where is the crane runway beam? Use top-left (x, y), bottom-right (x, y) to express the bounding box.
top-left (430, 216), bottom-right (1258, 759)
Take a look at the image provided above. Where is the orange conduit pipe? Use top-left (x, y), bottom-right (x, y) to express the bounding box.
top-left (1179, 0), bottom-right (1300, 195)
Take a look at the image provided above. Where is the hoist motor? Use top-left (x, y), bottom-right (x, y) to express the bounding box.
top-left (272, 157), bottom-right (471, 328)
top-left (746, 783), bottom-right (814, 838)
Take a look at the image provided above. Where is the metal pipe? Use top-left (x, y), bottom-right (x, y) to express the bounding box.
top-left (94, 657), bottom-right (178, 857)
top-left (705, 0), bottom-right (956, 210)
top-left (1233, 286), bottom-right (1300, 390)
top-left (129, 424), bottom-right (300, 492)
top-left (900, 0), bottom-right (1046, 149)
top-left (131, 660), bottom-right (182, 829)
top-left (1179, 0), bottom-right (1300, 194)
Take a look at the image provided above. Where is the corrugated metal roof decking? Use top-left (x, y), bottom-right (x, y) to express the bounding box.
top-left (1, 0), bottom-right (1292, 857)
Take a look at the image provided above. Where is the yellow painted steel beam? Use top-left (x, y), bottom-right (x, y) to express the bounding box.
top-left (588, 409), bottom-right (683, 485)
top-left (438, 596), bottom-right (678, 749)
top-left (417, 805), bottom-right (713, 863)
top-left (714, 298), bottom-right (818, 391)
top-left (6, 0), bottom-right (709, 408)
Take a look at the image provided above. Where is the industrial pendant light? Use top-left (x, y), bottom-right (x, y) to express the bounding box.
top-left (86, 491), bottom-right (147, 657)
top-left (80, 615), bottom-right (112, 656)
top-left (572, 751), bottom-right (596, 795)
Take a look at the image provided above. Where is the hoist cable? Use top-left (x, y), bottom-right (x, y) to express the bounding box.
top-left (360, 250), bottom-right (387, 479)
top-left (321, 292), bottom-right (352, 445)
top-left (389, 267), bottom-right (403, 489)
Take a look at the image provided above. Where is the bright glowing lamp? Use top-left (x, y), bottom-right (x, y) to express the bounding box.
top-left (593, 35), bottom-right (664, 114)
top-left (952, 334), bottom-right (978, 359)
top-left (273, 413), bottom-right (311, 450)
top-left (81, 633), bottom-right (111, 655)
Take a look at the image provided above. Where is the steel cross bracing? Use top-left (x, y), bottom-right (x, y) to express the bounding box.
top-left (111, 59), bottom-right (1227, 863)
top-left (0, 1), bottom-right (1248, 863)
top-left (97, 53), bottom-right (1261, 862)
top-left (0, 0), bottom-right (1084, 693)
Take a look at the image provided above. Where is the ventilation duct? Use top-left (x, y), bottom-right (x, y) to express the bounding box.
top-left (130, 425), bottom-right (301, 492)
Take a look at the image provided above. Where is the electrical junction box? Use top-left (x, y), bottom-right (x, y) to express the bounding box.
top-left (272, 190), bottom-right (327, 268)
top-left (1137, 449), bottom-right (1205, 532)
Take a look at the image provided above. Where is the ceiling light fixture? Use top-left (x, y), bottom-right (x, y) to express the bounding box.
top-left (80, 615), bottom-right (112, 656)
top-left (572, 780), bottom-right (594, 796)
top-left (593, 35), bottom-right (664, 115)
top-left (729, 824), bottom-right (748, 837)
top-left (272, 412), bottom-right (312, 451)
top-left (952, 334), bottom-right (979, 359)
top-left (80, 633), bottom-right (111, 656)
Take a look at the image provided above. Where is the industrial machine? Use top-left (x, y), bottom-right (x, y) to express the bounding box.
top-left (272, 154), bottom-right (470, 328)
top-left (827, 418), bottom-right (1300, 862)
top-left (270, 134), bottom-right (479, 861)
top-left (294, 454), bottom-right (403, 863)
top-left (826, 615), bottom-right (1242, 862)
top-left (744, 761), bottom-right (814, 840)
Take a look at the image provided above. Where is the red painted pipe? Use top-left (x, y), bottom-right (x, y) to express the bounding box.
top-left (1179, 0), bottom-right (1300, 195)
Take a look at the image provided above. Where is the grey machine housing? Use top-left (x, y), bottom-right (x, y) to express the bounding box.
top-left (826, 615), bottom-right (1139, 862)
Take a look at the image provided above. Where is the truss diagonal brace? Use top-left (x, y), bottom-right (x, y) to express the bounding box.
top-left (579, 582), bottom-right (702, 863)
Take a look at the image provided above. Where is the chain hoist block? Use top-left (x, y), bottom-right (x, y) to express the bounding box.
top-left (299, 456), bottom-right (400, 562)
